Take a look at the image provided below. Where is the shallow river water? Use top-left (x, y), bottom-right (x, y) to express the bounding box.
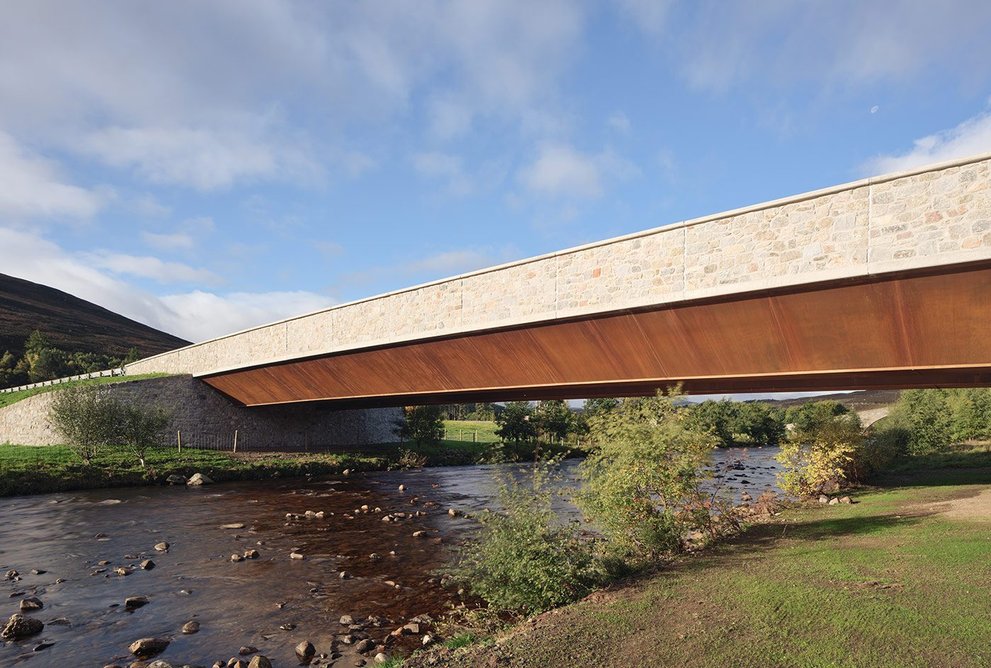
top-left (0, 447), bottom-right (779, 666)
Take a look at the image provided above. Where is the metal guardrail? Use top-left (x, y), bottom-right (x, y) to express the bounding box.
top-left (0, 368), bottom-right (124, 394)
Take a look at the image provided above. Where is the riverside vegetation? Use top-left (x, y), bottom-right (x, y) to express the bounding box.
top-left (402, 389), bottom-right (991, 668)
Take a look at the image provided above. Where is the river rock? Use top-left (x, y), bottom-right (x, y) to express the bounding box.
top-left (124, 596), bottom-right (149, 610)
top-left (818, 495), bottom-right (829, 504)
top-left (839, 496), bottom-right (853, 504)
top-left (147, 661), bottom-right (174, 668)
top-left (290, 551), bottom-right (305, 560)
top-left (115, 566), bottom-right (134, 576)
top-left (19, 596), bottom-right (43, 612)
top-left (165, 474), bottom-right (186, 485)
top-left (33, 640), bottom-right (55, 651)
top-left (239, 646), bottom-right (258, 655)
top-left (221, 523), bottom-right (246, 529)
top-left (374, 653), bottom-right (390, 664)
top-left (412, 531), bottom-right (426, 538)
top-left (231, 553), bottom-right (244, 562)
top-left (128, 636), bottom-right (169, 657)
top-left (140, 559), bottom-right (155, 570)
top-left (181, 620), bottom-right (199, 634)
top-left (422, 634), bottom-right (434, 646)
top-left (295, 640), bottom-right (316, 662)
top-left (30, 568), bottom-right (46, 575)
top-left (354, 638), bottom-right (375, 654)
top-left (1, 614), bottom-right (44, 639)
top-left (187, 473), bottom-right (214, 486)
top-left (154, 542), bottom-right (170, 552)
top-left (828, 497), bottom-right (839, 505)
top-left (227, 660), bottom-right (247, 668)
top-left (247, 657), bottom-right (272, 668)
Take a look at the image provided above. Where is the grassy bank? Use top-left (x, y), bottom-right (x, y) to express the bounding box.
top-left (0, 372), bottom-right (170, 408)
top-left (417, 466), bottom-right (991, 668)
top-left (0, 435), bottom-right (584, 497)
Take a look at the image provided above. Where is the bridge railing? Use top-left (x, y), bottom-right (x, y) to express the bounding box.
top-left (0, 368), bottom-right (124, 395)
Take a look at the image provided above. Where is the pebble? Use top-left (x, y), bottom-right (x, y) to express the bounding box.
top-left (124, 596), bottom-right (149, 610)
top-left (154, 542), bottom-right (170, 552)
top-left (1, 614), bottom-right (44, 639)
top-left (244, 549), bottom-right (259, 559)
top-left (182, 620), bottom-right (200, 634)
top-left (19, 596), bottom-right (43, 612)
top-left (295, 640), bottom-right (316, 662)
top-left (290, 552), bottom-right (305, 560)
top-left (140, 559), bottom-right (155, 570)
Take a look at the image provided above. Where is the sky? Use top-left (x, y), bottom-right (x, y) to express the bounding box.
top-left (2, 0), bottom-right (991, 350)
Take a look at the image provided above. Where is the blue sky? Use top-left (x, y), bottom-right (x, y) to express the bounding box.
top-left (2, 1), bottom-right (991, 346)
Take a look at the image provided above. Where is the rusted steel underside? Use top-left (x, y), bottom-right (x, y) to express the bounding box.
top-left (202, 263), bottom-right (991, 407)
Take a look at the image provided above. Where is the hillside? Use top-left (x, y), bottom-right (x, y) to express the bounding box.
top-left (0, 273), bottom-right (189, 360)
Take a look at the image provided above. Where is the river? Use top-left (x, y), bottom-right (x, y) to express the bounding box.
top-left (0, 447), bottom-right (780, 666)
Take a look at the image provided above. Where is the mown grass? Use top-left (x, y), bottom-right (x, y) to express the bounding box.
top-left (0, 372), bottom-right (171, 408)
top-left (443, 420), bottom-right (501, 443)
top-left (419, 465), bottom-right (991, 668)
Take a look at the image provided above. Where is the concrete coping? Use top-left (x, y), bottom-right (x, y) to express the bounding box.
top-left (128, 150), bottom-right (991, 369)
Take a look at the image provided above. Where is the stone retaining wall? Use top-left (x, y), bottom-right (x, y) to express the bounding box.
top-left (126, 154), bottom-right (991, 378)
top-left (0, 376), bottom-right (401, 448)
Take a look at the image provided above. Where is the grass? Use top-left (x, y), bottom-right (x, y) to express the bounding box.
top-left (413, 465), bottom-right (991, 668)
top-left (0, 435), bottom-right (586, 497)
top-left (0, 372), bottom-right (170, 408)
top-left (443, 420), bottom-right (501, 443)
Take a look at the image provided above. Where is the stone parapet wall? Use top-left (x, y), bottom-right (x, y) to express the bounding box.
top-left (126, 154), bottom-right (991, 378)
top-left (0, 376), bottom-right (400, 448)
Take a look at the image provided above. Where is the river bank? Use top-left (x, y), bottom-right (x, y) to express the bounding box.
top-left (0, 439), bottom-right (587, 498)
top-left (409, 465), bottom-right (991, 668)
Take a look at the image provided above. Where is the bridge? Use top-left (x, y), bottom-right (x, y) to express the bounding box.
top-left (126, 153), bottom-right (991, 408)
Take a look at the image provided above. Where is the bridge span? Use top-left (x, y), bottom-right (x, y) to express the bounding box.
top-left (126, 154), bottom-right (991, 407)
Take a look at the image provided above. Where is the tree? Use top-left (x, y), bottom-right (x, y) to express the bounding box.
top-left (118, 404), bottom-right (170, 468)
top-left (785, 400), bottom-right (851, 434)
top-left (396, 405), bottom-right (444, 445)
top-left (48, 386), bottom-right (120, 464)
top-left (776, 415), bottom-right (863, 497)
top-left (893, 390), bottom-right (952, 455)
top-left (578, 390), bottom-right (719, 564)
top-left (495, 401), bottom-right (537, 444)
top-left (533, 400), bottom-right (573, 442)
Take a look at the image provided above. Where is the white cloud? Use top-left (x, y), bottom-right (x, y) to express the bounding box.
top-left (142, 231), bottom-right (194, 251)
top-left (412, 152), bottom-right (473, 196)
top-left (79, 125), bottom-right (319, 191)
top-left (519, 143), bottom-right (638, 199)
top-left (607, 112), bottom-right (632, 134)
top-left (0, 131), bottom-right (102, 219)
top-left (864, 110), bottom-right (991, 175)
top-left (632, 1), bottom-right (991, 92)
top-left (84, 251), bottom-right (222, 285)
top-left (0, 226), bottom-right (333, 342)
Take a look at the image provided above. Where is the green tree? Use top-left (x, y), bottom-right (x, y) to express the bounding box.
top-left (48, 386), bottom-right (120, 464)
top-left (893, 390), bottom-right (953, 455)
top-left (396, 405), bottom-right (444, 445)
top-left (578, 390), bottom-right (718, 565)
top-left (118, 404), bottom-right (171, 468)
top-left (533, 400), bottom-right (573, 442)
top-left (496, 401), bottom-right (537, 444)
top-left (785, 400), bottom-right (851, 434)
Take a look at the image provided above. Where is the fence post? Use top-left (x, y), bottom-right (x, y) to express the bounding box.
top-left (177, 430), bottom-right (182, 453)
top-left (473, 430), bottom-right (477, 443)
top-left (233, 430), bottom-right (238, 454)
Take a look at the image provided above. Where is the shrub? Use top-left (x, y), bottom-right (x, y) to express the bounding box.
top-left (452, 460), bottom-right (602, 615)
top-left (848, 424), bottom-right (910, 480)
top-left (394, 448), bottom-right (428, 469)
top-left (776, 415), bottom-right (863, 497)
top-left (49, 386), bottom-right (120, 464)
top-left (577, 389), bottom-right (719, 565)
top-left (396, 405), bottom-right (444, 445)
top-left (117, 404), bottom-right (170, 468)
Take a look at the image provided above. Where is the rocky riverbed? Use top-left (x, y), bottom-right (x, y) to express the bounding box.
top-left (0, 448), bottom-right (780, 666)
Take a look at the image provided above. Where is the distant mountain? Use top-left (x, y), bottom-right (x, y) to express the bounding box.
top-left (762, 390), bottom-right (902, 411)
top-left (0, 273), bottom-right (189, 360)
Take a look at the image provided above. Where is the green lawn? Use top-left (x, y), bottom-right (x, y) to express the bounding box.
top-left (417, 467), bottom-right (991, 668)
top-left (443, 420), bottom-right (501, 443)
top-left (0, 372), bottom-right (171, 408)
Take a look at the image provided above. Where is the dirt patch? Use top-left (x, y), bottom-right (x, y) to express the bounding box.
top-left (911, 486), bottom-right (991, 521)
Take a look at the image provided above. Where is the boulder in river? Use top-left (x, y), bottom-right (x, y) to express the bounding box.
top-left (181, 620), bottom-right (200, 634)
top-left (295, 640), bottom-right (316, 662)
top-left (128, 636), bottom-right (169, 657)
top-left (124, 596), bottom-right (149, 611)
top-left (187, 473), bottom-right (213, 486)
top-left (140, 559), bottom-right (155, 570)
top-left (1, 614), bottom-right (44, 639)
top-left (19, 596), bottom-right (43, 612)
top-left (247, 657), bottom-right (272, 668)
top-left (165, 474), bottom-right (186, 485)
top-left (154, 542), bottom-right (170, 552)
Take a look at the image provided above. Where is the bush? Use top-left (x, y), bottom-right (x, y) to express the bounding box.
top-left (452, 460), bottom-right (602, 615)
top-left (396, 405), bottom-right (444, 445)
top-left (776, 415), bottom-right (863, 497)
top-left (495, 401), bottom-right (537, 444)
top-left (848, 425), bottom-right (910, 480)
top-left (49, 386), bottom-right (120, 464)
top-left (577, 390), bottom-right (720, 565)
top-left (118, 404), bottom-right (170, 468)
